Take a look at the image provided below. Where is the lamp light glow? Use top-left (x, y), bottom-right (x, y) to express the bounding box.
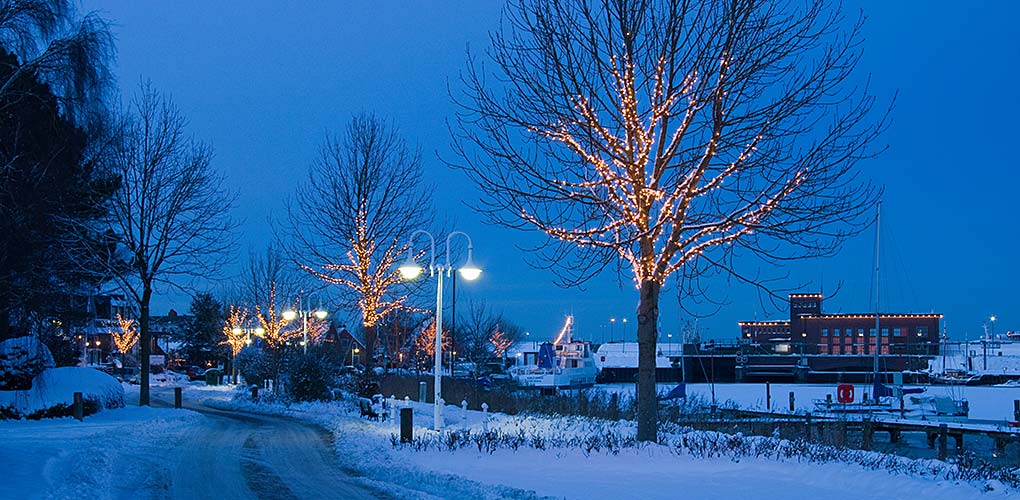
top-left (458, 265), bottom-right (482, 281)
top-left (399, 263), bottom-right (424, 280)
top-left (282, 310), bottom-right (297, 321)
top-left (315, 309), bottom-right (328, 320)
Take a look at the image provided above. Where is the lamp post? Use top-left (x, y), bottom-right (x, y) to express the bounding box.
top-left (283, 300), bottom-right (328, 355)
top-left (352, 347), bottom-right (360, 366)
top-left (230, 326), bottom-right (265, 384)
top-left (398, 230), bottom-right (482, 430)
top-left (610, 317), bottom-right (616, 342)
top-left (230, 326), bottom-right (265, 385)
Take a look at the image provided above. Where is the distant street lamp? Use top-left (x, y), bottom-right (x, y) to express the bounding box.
top-left (610, 317), bottom-right (616, 342)
top-left (991, 315), bottom-right (997, 338)
top-left (283, 300), bottom-right (328, 355)
top-left (352, 347), bottom-right (360, 366)
top-left (230, 326), bottom-right (265, 384)
top-left (398, 230), bottom-right (482, 430)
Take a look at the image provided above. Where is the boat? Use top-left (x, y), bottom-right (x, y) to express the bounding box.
top-left (812, 203), bottom-right (968, 420)
top-left (510, 316), bottom-right (598, 390)
top-left (812, 390), bottom-right (968, 420)
top-left (930, 368), bottom-right (982, 385)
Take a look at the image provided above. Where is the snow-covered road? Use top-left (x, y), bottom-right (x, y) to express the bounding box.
top-left (149, 388), bottom-right (388, 500)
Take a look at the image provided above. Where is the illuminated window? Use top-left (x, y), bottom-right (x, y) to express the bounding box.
top-left (822, 328), bottom-right (828, 337)
top-left (893, 328), bottom-right (902, 337)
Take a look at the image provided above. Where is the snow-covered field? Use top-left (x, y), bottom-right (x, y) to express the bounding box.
top-left (601, 382), bottom-right (1020, 422)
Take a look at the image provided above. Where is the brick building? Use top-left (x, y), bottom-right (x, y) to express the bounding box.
top-left (739, 293), bottom-right (941, 355)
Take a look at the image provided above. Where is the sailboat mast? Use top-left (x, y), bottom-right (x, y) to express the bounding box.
top-left (873, 202), bottom-right (881, 375)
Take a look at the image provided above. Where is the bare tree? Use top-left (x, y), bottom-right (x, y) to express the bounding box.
top-left (451, 0), bottom-right (885, 441)
top-left (0, 0), bottom-right (113, 123)
top-left (457, 300), bottom-right (523, 363)
top-left (285, 113), bottom-right (433, 366)
top-left (81, 83), bottom-right (236, 406)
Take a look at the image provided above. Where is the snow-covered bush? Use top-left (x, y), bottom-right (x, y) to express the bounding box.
top-left (0, 336), bottom-right (56, 390)
top-left (235, 346), bottom-right (273, 386)
top-left (0, 367), bottom-right (124, 419)
top-left (283, 354), bottom-right (338, 402)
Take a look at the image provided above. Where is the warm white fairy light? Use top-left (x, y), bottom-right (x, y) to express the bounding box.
top-left (113, 314), bottom-right (139, 354)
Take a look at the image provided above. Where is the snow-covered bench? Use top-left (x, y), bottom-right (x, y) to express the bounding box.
top-left (358, 397), bottom-right (386, 421)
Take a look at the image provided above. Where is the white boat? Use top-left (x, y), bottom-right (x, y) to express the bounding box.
top-left (812, 392), bottom-right (969, 420)
top-left (510, 316), bottom-right (598, 390)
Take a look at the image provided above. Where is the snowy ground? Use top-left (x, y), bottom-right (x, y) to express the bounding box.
top-left (5, 378), bottom-right (1017, 499)
top-left (210, 389), bottom-right (1017, 499)
top-left (600, 382), bottom-right (1020, 422)
top-left (1, 405), bottom-right (204, 499)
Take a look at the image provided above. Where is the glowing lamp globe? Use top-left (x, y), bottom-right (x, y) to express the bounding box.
top-left (282, 310), bottom-right (297, 321)
top-left (314, 309), bottom-right (328, 320)
top-left (255, 327), bottom-right (265, 336)
top-left (458, 265), bottom-right (482, 281)
top-left (399, 263), bottom-right (424, 280)
top-left (232, 327), bottom-right (242, 335)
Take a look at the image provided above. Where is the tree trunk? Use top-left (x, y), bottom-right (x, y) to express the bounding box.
top-left (139, 287), bottom-right (152, 406)
top-left (636, 279), bottom-right (660, 442)
top-left (0, 307), bottom-right (11, 341)
top-left (363, 322), bottom-right (376, 370)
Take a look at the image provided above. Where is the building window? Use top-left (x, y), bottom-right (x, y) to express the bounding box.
top-left (834, 328), bottom-right (841, 336)
top-left (916, 326), bottom-right (928, 336)
top-left (871, 328), bottom-right (879, 337)
top-left (858, 328), bottom-right (865, 337)
top-left (893, 327), bottom-right (902, 337)
top-left (882, 327), bottom-right (890, 337)
top-left (822, 328), bottom-right (828, 337)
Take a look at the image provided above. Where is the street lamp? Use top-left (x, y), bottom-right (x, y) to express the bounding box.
top-left (231, 326), bottom-right (265, 384)
top-left (991, 315), bottom-right (997, 338)
top-left (352, 347), bottom-right (360, 366)
top-left (610, 317), bottom-right (616, 342)
top-left (398, 230), bottom-right (482, 430)
top-left (283, 300), bottom-right (329, 355)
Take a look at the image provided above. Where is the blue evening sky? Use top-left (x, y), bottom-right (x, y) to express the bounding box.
top-left (85, 1), bottom-right (1019, 342)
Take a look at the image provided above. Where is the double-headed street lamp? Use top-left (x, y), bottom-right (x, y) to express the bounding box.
top-left (398, 230), bottom-right (481, 430)
top-left (283, 302), bottom-right (328, 355)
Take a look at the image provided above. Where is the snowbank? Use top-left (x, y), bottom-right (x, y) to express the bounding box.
top-left (0, 367), bottom-right (124, 418)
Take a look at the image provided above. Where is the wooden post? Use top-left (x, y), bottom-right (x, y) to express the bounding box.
top-left (789, 391), bottom-right (795, 412)
top-left (251, 386), bottom-right (259, 401)
top-left (937, 424), bottom-right (948, 460)
top-left (174, 387), bottom-right (182, 409)
top-left (766, 382), bottom-right (771, 411)
top-left (399, 407), bottom-right (413, 443)
top-left (72, 392), bottom-right (83, 421)
top-left (862, 417), bottom-right (873, 451)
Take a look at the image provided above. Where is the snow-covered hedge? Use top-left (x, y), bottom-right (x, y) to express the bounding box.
top-left (0, 367), bottom-right (124, 419)
top-left (0, 336), bottom-right (55, 390)
top-left (392, 415), bottom-right (1020, 492)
